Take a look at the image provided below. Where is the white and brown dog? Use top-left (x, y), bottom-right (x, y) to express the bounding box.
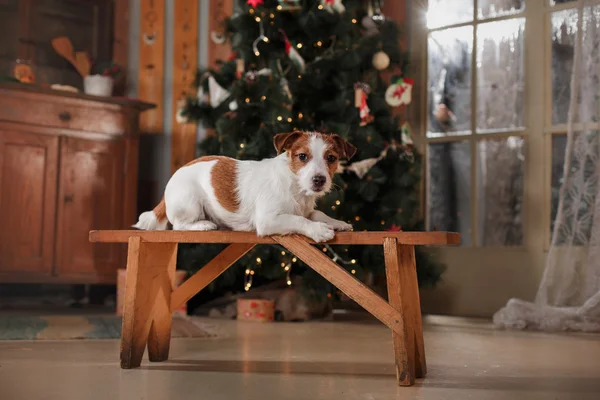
top-left (133, 131), bottom-right (357, 242)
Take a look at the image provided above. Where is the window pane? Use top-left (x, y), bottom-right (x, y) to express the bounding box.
top-left (428, 27), bottom-right (473, 138)
top-left (551, 6), bottom-right (600, 126)
top-left (552, 9), bottom-right (578, 125)
top-left (477, 137), bottom-right (524, 246)
top-left (427, 0), bottom-right (474, 29)
top-left (551, 133), bottom-right (599, 245)
top-left (428, 141), bottom-right (472, 245)
top-left (478, 0), bottom-right (525, 20)
top-left (477, 19), bottom-right (525, 133)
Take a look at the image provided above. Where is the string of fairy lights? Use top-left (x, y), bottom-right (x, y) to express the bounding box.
top-left (239, 3), bottom-right (391, 292)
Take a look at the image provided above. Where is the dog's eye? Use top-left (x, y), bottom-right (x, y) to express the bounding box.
top-left (327, 154), bottom-right (337, 163)
top-left (298, 153), bottom-right (308, 162)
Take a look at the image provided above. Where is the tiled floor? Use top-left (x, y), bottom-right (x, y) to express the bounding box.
top-left (0, 315), bottom-right (599, 400)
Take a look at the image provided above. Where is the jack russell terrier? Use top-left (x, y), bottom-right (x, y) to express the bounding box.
top-left (133, 131), bottom-right (357, 242)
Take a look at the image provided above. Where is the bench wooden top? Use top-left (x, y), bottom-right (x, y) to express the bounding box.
top-left (89, 230), bottom-right (460, 246)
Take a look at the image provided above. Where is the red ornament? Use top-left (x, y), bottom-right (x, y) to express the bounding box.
top-left (387, 224), bottom-right (402, 232)
top-left (228, 51), bottom-right (239, 61)
top-left (393, 85), bottom-right (407, 99)
top-left (247, 0), bottom-right (264, 7)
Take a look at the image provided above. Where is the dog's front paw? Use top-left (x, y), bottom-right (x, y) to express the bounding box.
top-left (330, 221), bottom-right (353, 232)
top-left (306, 222), bottom-right (335, 243)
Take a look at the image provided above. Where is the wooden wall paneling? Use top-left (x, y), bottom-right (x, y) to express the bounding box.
top-left (208, 0), bottom-right (234, 68)
top-left (113, 0), bottom-right (130, 95)
top-left (170, 0), bottom-right (199, 174)
top-left (138, 0), bottom-right (166, 133)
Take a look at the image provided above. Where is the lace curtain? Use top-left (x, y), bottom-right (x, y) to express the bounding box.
top-left (493, 0), bottom-right (600, 332)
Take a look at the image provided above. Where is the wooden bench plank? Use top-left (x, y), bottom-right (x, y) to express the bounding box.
top-left (89, 230), bottom-right (460, 246)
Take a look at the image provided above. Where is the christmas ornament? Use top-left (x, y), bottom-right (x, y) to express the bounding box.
top-left (210, 31), bottom-right (226, 44)
top-left (385, 77), bottom-right (414, 107)
top-left (236, 58), bottom-right (245, 79)
top-left (281, 77), bottom-right (293, 100)
top-left (279, 29), bottom-right (306, 73)
top-left (320, 0), bottom-right (345, 13)
top-left (208, 75), bottom-right (231, 108)
top-left (343, 158), bottom-right (379, 179)
top-left (401, 122), bottom-right (413, 145)
top-left (354, 82), bottom-right (373, 126)
top-left (372, 51), bottom-right (390, 70)
top-left (247, 0), bottom-right (264, 8)
top-left (387, 224), bottom-right (402, 232)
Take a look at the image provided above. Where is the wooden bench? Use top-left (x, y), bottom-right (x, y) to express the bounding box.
top-left (89, 230), bottom-right (459, 386)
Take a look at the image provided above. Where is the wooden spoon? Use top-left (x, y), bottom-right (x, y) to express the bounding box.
top-left (75, 52), bottom-right (91, 76)
top-left (51, 37), bottom-right (87, 77)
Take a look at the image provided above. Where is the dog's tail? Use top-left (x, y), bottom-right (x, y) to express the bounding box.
top-left (132, 198), bottom-right (169, 230)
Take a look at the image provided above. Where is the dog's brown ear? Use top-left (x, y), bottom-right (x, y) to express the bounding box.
top-left (274, 131), bottom-right (303, 154)
top-left (331, 134), bottom-right (357, 160)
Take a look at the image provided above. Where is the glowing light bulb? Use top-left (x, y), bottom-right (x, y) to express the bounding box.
top-left (322, 247), bottom-right (327, 252)
top-left (317, 41), bottom-right (322, 47)
top-left (298, 112), bottom-right (303, 118)
top-left (281, 262), bottom-right (285, 267)
top-left (281, 251), bottom-right (286, 255)
top-left (335, 200), bottom-right (341, 205)
top-left (284, 266), bottom-right (290, 271)
top-left (240, 143), bottom-right (245, 148)
top-left (245, 269), bottom-right (250, 274)
top-left (277, 116), bottom-right (283, 121)
top-left (287, 117), bottom-right (292, 122)
top-left (331, 206), bottom-right (336, 210)
top-left (263, 37), bottom-right (269, 42)
top-left (351, 269), bottom-right (356, 274)
top-left (256, 257), bottom-right (262, 263)
top-left (351, 259), bottom-right (356, 264)
top-left (250, 270), bottom-right (255, 275)
top-left (254, 51), bottom-right (260, 56)
top-left (355, 216), bottom-right (360, 221)
top-left (287, 280), bottom-right (292, 285)
top-left (255, 16), bottom-right (261, 22)
top-left (261, 95), bottom-right (266, 100)
top-left (352, 18), bottom-right (357, 23)
top-left (381, 220), bottom-right (385, 225)
top-left (292, 257), bottom-right (297, 262)
top-left (318, 4), bottom-right (323, 9)
top-left (296, 43), bottom-right (303, 49)
top-left (277, 5), bottom-right (282, 10)
top-left (245, 98), bottom-right (250, 103)
top-left (270, 13), bottom-right (275, 18)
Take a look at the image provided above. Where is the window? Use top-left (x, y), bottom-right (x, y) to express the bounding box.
top-left (421, 0), bottom-right (600, 249)
top-left (425, 0), bottom-right (526, 247)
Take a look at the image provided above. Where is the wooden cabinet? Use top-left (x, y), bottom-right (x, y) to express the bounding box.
top-left (0, 130), bottom-right (58, 277)
top-left (0, 83), bottom-right (153, 283)
top-left (55, 137), bottom-right (124, 281)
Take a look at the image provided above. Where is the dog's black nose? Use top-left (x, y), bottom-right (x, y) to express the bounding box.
top-left (312, 175), bottom-right (326, 188)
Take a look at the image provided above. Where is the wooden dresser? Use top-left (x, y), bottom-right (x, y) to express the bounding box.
top-left (0, 84), bottom-right (154, 284)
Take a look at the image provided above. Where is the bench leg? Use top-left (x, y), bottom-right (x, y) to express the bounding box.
top-left (383, 238), bottom-right (415, 386)
top-left (399, 244), bottom-right (427, 378)
top-left (120, 237), bottom-right (177, 368)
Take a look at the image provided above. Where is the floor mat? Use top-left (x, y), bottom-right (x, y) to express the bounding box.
top-left (0, 315), bottom-right (216, 340)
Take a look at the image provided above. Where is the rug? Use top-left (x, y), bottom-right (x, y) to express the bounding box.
top-left (0, 315), bottom-right (216, 340)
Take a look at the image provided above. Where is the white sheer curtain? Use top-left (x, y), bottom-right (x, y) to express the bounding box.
top-left (494, 0), bottom-right (600, 332)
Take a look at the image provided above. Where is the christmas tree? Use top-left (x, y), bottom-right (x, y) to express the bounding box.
top-left (179, 0), bottom-right (445, 301)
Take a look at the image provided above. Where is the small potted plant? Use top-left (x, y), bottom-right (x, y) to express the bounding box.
top-left (83, 61), bottom-right (121, 97)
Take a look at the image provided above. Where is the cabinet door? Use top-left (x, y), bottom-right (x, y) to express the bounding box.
top-left (55, 137), bottom-right (124, 280)
top-left (0, 130), bottom-right (58, 276)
